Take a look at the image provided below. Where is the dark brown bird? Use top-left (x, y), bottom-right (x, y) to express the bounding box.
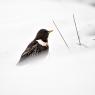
top-left (19, 29), bottom-right (53, 63)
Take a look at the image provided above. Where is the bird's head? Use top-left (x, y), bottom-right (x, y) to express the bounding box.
top-left (35, 29), bottom-right (53, 42)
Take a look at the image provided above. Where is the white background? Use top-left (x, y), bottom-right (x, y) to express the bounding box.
top-left (0, 0), bottom-right (95, 95)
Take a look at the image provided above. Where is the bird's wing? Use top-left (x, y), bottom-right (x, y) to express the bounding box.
top-left (21, 43), bottom-right (39, 57)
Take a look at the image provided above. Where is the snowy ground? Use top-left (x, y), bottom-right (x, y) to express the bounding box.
top-left (0, 0), bottom-right (95, 95)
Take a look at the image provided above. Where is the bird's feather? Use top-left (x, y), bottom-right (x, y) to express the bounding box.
top-left (19, 41), bottom-right (48, 62)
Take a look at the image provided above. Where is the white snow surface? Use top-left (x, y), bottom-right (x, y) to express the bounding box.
top-left (0, 0), bottom-right (95, 95)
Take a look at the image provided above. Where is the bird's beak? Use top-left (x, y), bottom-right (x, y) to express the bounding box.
top-left (48, 30), bottom-right (53, 33)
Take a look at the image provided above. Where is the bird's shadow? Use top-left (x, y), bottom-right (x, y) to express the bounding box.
top-left (16, 51), bottom-right (48, 66)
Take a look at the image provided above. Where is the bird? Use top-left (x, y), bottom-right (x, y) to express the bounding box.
top-left (19, 29), bottom-right (53, 63)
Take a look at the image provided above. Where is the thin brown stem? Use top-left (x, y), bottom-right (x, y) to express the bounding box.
top-left (52, 19), bottom-right (69, 49)
top-left (73, 14), bottom-right (81, 45)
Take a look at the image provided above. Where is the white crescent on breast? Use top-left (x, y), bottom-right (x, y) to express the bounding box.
top-left (36, 39), bottom-right (48, 47)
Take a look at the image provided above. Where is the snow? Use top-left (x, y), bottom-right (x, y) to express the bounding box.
top-left (0, 0), bottom-right (95, 95)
